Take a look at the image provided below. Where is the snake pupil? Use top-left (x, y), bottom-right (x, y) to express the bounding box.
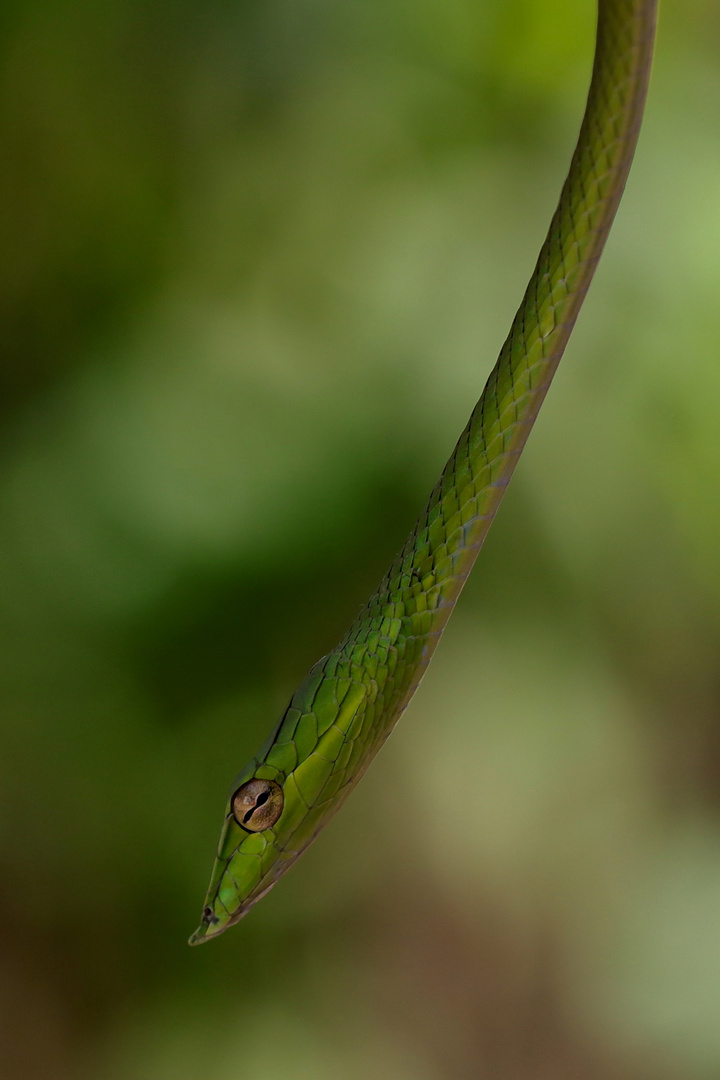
top-left (232, 778), bottom-right (284, 831)
top-left (242, 788), bottom-right (271, 823)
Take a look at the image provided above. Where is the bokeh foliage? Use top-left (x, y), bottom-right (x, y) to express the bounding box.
top-left (1, 1), bottom-right (720, 1077)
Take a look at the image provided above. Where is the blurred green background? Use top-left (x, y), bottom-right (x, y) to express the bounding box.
top-left (1, 1), bottom-right (720, 1077)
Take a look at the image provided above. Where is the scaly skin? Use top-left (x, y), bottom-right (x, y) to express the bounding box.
top-left (190, 0), bottom-right (657, 944)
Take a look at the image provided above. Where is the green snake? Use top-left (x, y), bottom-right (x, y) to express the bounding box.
top-left (190, 0), bottom-right (657, 945)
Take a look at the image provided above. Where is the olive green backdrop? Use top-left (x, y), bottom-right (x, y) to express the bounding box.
top-left (1, 1), bottom-right (719, 1077)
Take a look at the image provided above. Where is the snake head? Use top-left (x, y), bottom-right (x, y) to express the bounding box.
top-left (189, 673), bottom-right (369, 944)
top-left (188, 811), bottom-right (283, 945)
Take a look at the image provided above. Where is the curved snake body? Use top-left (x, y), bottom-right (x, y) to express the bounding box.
top-left (191, 0), bottom-right (657, 944)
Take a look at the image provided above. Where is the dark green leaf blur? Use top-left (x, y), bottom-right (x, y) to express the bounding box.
top-left (1, 1), bottom-right (718, 1077)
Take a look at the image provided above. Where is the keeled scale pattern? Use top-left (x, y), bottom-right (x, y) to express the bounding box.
top-left (191, 0), bottom-right (657, 944)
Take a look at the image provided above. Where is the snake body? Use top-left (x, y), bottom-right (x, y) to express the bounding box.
top-left (191, 0), bottom-right (657, 944)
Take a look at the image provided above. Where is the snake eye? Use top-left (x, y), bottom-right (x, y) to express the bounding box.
top-left (232, 778), bottom-right (284, 832)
